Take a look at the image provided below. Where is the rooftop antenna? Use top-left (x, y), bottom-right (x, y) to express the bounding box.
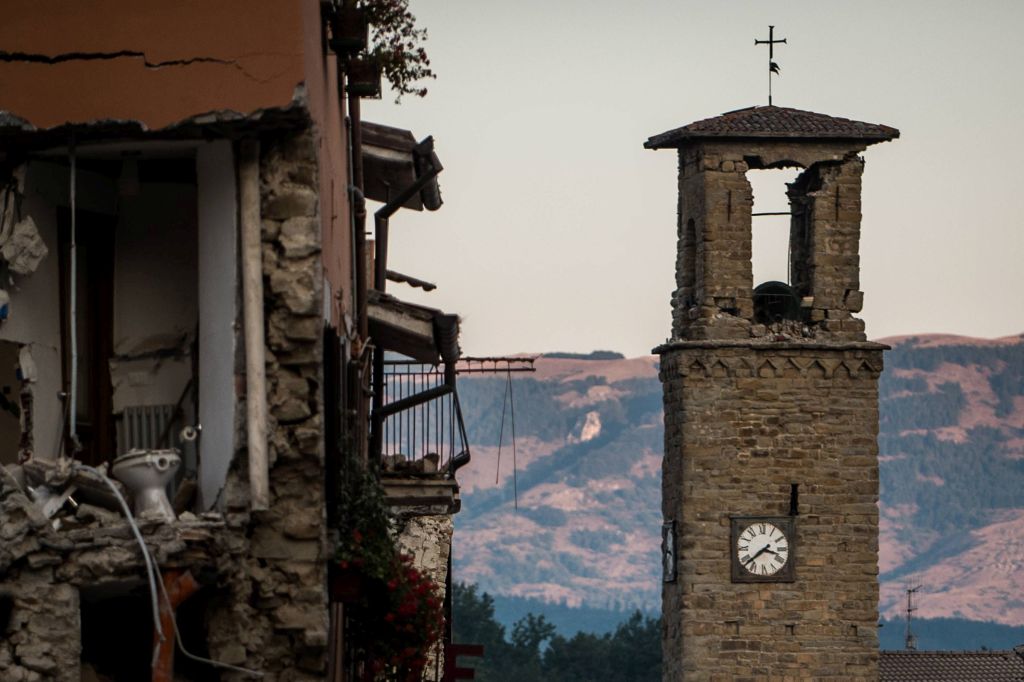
top-left (455, 356), bottom-right (536, 511)
top-left (904, 584), bottom-right (921, 650)
top-left (755, 25), bottom-right (787, 106)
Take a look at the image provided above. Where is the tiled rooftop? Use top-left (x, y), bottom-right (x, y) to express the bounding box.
top-left (645, 105), bottom-right (899, 148)
top-left (880, 648), bottom-right (1024, 681)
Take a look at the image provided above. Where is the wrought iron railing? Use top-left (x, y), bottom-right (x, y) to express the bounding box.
top-left (379, 360), bottom-right (469, 475)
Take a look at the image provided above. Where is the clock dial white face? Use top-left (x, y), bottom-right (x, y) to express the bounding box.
top-left (736, 522), bottom-right (790, 576)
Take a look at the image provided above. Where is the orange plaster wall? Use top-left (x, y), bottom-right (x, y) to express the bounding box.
top-left (298, 0), bottom-right (353, 329)
top-left (0, 0), bottom-right (307, 130)
top-left (0, 0), bottom-right (354, 328)
top-left (317, 56), bottom-right (354, 328)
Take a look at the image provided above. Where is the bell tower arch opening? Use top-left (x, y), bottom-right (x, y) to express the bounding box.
top-left (748, 164), bottom-right (801, 289)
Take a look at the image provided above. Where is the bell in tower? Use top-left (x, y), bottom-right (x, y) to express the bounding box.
top-left (646, 106), bottom-right (898, 342)
top-left (646, 104), bottom-right (898, 681)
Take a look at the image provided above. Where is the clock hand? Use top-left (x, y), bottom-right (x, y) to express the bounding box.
top-left (744, 545), bottom-right (772, 565)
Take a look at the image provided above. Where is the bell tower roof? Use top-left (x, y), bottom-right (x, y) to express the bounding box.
top-left (644, 105), bottom-right (900, 149)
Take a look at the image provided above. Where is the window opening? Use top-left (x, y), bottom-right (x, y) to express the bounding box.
top-left (748, 167), bottom-right (800, 288)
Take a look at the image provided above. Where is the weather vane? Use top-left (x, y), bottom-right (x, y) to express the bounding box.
top-left (755, 25), bottom-right (786, 106)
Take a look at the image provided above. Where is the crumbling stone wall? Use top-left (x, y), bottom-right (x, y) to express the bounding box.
top-left (0, 468), bottom-right (80, 682)
top-left (788, 158), bottom-right (867, 338)
top-left (672, 142), bottom-right (869, 342)
top-left (0, 460), bottom-right (264, 682)
top-left (394, 513), bottom-right (453, 605)
top-left (205, 128), bottom-right (329, 680)
top-left (660, 342), bottom-right (883, 681)
top-left (0, 127), bottom-right (332, 682)
top-left (394, 511), bottom-right (453, 680)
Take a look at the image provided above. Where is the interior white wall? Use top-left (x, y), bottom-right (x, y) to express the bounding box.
top-left (0, 161), bottom-right (117, 461)
top-left (196, 142), bottom-right (238, 510)
top-left (112, 184), bottom-right (198, 352)
top-left (110, 181), bottom-right (198, 415)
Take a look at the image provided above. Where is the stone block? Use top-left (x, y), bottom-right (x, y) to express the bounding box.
top-left (279, 217), bottom-right (320, 259)
top-left (269, 268), bottom-right (318, 316)
top-left (263, 185), bottom-right (318, 221)
top-left (250, 528), bottom-right (320, 561)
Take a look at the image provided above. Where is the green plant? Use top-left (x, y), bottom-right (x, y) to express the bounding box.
top-left (335, 469), bottom-right (444, 680)
top-left (363, 0), bottom-right (435, 100)
top-left (372, 555), bottom-right (445, 679)
top-left (336, 468), bottom-right (395, 579)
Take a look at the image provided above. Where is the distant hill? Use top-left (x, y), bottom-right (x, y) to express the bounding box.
top-left (452, 334), bottom-right (1024, 634)
top-left (874, 334), bottom-right (1024, 624)
top-left (541, 351), bottom-right (626, 361)
top-left (878, 618), bottom-right (1024, 651)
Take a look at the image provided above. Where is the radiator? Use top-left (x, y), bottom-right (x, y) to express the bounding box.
top-left (117, 404), bottom-right (176, 454)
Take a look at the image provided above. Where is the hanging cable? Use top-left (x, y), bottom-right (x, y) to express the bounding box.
top-left (508, 368), bottom-right (518, 511)
top-left (72, 463), bottom-right (265, 677)
top-left (153, 569), bottom-right (265, 677)
top-left (72, 464), bottom-right (163, 644)
top-left (494, 372), bottom-right (510, 486)
top-left (491, 370), bottom-right (520, 509)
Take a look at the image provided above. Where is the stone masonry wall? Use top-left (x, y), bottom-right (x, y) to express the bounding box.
top-left (788, 159), bottom-right (867, 341)
top-left (672, 142), bottom-right (869, 343)
top-left (674, 145), bottom-right (754, 340)
top-left (205, 128), bottom-right (330, 681)
top-left (394, 512), bottom-right (454, 679)
top-left (660, 342), bottom-right (883, 681)
top-left (0, 128), bottom-right (330, 682)
top-left (0, 468), bottom-right (79, 682)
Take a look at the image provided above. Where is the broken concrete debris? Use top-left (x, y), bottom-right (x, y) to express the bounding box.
top-left (0, 215), bottom-right (47, 277)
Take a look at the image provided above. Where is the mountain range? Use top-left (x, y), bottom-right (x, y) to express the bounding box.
top-left (451, 334), bottom-right (1024, 638)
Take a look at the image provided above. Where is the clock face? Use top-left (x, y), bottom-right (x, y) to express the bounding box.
top-left (736, 521), bottom-right (790, 577)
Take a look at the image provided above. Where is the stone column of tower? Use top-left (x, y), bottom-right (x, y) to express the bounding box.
top-left (645, 106), bottom-right (899, 681)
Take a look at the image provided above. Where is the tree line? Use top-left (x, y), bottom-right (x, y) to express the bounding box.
top-left (451, 583), bottom-right (661, 682)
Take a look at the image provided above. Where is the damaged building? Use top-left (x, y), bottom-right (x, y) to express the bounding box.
top-left (0, 2), bottom-right (471, 680)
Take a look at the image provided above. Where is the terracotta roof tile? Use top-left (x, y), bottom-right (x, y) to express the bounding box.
top-left (880, 648), bottom-right (1024, 681)
top-left (645, 105), bottom-right (899, 148)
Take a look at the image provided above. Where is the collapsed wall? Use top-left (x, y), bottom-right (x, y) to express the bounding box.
top-left (0, 128), bottom-right (332, 681)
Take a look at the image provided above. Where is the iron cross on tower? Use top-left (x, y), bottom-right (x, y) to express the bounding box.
top-left (755, 25), bottom-right (787, 105)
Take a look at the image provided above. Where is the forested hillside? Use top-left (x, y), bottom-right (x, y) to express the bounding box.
top-left (451, 583), bottom-right (660, 682)
top-left (451, 336), bottom-right (1024, 633)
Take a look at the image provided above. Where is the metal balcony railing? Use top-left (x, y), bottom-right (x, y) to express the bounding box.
top-left (379, 360), bottom-right (469, 476)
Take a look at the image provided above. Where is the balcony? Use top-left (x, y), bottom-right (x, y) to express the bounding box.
top-left (377, 360), bottom-right (467, 514)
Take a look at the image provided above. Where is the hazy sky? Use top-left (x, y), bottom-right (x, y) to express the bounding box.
top-left (364, 0), bottom-right (1024, 358)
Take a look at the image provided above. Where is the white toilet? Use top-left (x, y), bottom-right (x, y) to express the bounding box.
top-left (111, 449), bottom-right (181, 522)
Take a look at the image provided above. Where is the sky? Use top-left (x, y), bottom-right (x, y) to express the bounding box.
top-left (363, 0), bottom-right (1024, 358)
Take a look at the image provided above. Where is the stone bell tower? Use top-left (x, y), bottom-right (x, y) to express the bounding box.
top-left (645, 106), bottom-right (898, 680)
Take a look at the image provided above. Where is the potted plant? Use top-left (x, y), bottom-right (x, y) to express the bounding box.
top-left (334, 469), bottom-right (445, 680)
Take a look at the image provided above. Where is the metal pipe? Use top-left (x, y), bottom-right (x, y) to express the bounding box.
top-left (239, 140), bottom-right (270, 511)
top-left (350, 94), bottom-right (367, 340)
top-left (378, 381), bottom-right (452, 420)
top-left (368, 147), bottom-right (443, 462)
top-left (153, 570), bottom-right (200, 682)
top-left (348, 90), bottom-right (370, 466)
top-left (372, 147), bottom-right (442, 292)
top-left (68, 140), bottom-right (78, 447)
top-left (374, 216), bottom-right (390, 292)
top-left (369, 342), bottom-right (385, 465)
